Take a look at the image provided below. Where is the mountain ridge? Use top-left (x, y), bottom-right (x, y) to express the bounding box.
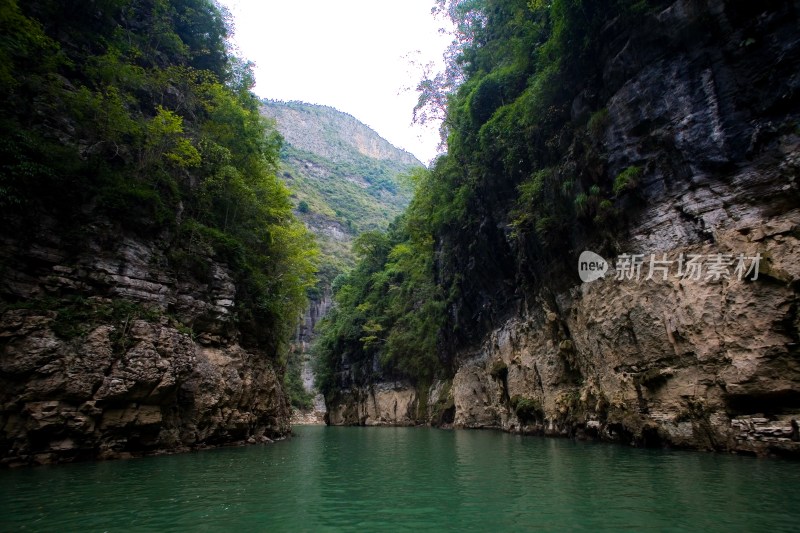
top-left (262, 100), bottom-right (421, 167)
top-left (261, 100), bottom-right (423, 279)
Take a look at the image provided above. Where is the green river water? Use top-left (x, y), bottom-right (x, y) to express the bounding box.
top-left (1, 426), bottom-right (798, 532)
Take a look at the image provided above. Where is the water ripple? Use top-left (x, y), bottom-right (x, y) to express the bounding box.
top-left (1, 427), bottom-right (799, 532)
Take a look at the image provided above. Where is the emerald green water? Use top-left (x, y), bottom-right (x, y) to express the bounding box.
top-left (1, 426), bottom-right (798, 532)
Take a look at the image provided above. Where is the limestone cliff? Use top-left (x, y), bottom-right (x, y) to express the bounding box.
top-left (289, 292), bottom-right (332, 425)
top-left (0, 0), bottom-right (319, 467)
top-left (326, 381), bottom-right (421, 427)
top-left (0, 219), bottom-right (291, 466)
top-left (325, 0), bottom-right (800, 457)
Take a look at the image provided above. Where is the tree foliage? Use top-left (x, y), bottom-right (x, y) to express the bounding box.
top-left (317, 0), bottom-right (662, 391)
top-left (314, 167), bottom-right (445, 399)
top-left (0, 0), bottom-right (318, 355)
top-left (420, 0), bottom-right (659, 341)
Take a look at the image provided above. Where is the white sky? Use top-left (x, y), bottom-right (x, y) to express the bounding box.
top-left (217, 0), bottom-right (452, 164)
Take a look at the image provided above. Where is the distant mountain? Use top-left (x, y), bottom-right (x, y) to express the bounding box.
top-left (261, 101), bottom-right (423, 418)
top-left (261, 100), bottom-right (423, 281)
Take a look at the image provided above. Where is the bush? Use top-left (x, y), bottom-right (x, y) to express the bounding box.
top-left (511, 396), bottom-right (543, 423)
top-left (613, 166), bottom-right (642, 195)
top-left (0, 0), bottom-right (318, 357)
top-left (587, 108), bottom-right (609, 138)
top-left (490, 360), bottom-right (509, 380)
top-left (285, 351), bottom-right (314, 410)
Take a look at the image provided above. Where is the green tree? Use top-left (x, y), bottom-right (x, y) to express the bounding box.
top-left (0, 0), bottom-right (318, 357)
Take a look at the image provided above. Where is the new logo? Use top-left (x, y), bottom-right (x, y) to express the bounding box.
top-left (578, 251), bottom-right (609, 282)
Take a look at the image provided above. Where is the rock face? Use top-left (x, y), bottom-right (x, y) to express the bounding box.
top-left (325, 1), bottom-right (800, 457)
top-left (0, 220), bottom-right (290, 466)
top-left (328, 380), bottom-right (457, 428)
top-left (289, 293), bottom-right (331, 425)
top-left (326, 382), bottom-right (419, 426)
top-left (261, 101), bottom-right (420, 168)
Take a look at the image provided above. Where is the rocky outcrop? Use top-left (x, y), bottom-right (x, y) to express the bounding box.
top-left (445, 100), bottom-right (800, 454)
top-left (326, 382), bottom-right (419, 426)
top-left (0, 220), bottom-right (290, 466)
top-left (325, 379), bottom-right (456, 428)
top-left (326, 1), bottom-right (800, 457)
top-left (261, 101), bottom-right (419, 167)
top-left (450, 249), bottom-right (800, 456)
top-left (293, 291), bottom-right (333, 350)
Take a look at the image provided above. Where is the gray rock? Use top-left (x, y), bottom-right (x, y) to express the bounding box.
top-left (0, 221), bottom-right (291, 466)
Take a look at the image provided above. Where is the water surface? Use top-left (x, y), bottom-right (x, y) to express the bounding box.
top-left (1, 426), bottom-right (798, 531)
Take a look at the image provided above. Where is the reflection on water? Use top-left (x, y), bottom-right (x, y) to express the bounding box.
top-left (1, 426), bottom-right (798, 532)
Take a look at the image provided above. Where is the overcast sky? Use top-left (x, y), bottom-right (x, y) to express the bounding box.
top-left (217, 0), bottom-right (452, 164)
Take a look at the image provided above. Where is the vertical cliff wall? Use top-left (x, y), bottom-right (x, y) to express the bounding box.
top-left (0, 0), bottom-right (320, 467)
top-left (289, 292), bottom-right (332, 424)
top-left (325, 0), bottom-right (800, 456)
top-left (445, 0), bottom-right (800, 456)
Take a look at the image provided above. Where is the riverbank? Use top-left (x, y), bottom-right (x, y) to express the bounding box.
top-left (325, 370), bottom-right (800, 458)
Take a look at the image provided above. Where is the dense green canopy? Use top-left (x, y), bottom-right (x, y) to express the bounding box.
top-left (0, 0), bottom-right (317, 355)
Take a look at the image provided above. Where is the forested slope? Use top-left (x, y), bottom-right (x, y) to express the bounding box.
top-left (0, 0), bottom-right (316, 465)
top-left (262, 100), bottom-right (420, 283)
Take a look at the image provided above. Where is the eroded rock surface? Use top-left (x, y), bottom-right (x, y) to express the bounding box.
top-left (327, 382), bottom-right (419, 426)
top-left (0, 224), bottom-right (290, 466)
top-left (325, 1), bottom-right (800, 457)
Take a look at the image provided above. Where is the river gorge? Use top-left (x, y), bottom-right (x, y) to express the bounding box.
top-left (2, 0), bottom-right (799, 530)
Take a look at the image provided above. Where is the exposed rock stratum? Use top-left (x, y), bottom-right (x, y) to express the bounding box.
top-left (325, 0), bottom-right (800, 457)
